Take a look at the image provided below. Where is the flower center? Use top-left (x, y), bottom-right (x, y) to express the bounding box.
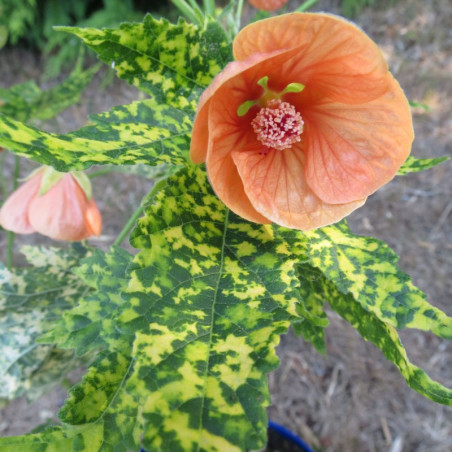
top-left (251, 99), bottom-right (304, 151)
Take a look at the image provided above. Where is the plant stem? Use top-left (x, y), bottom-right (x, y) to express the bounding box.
top-left (171, 0), bottom-right (203, 25)
top-left (0, 151), bottom-right (7, 201)
top-left (113, 204), bottom-right (144, 247)
top-left (296, 0), bottom-right (319, 12)
top-left (235, 0), bottom-right (244, 33)
top-left (5, 155), bottom-right (20, 268)
top-left (88, 167), bottom-right (117, 178)
top-left (203, 0), bottom-right (216, 16)
top-left (113, 178), bottom-right (168, 247)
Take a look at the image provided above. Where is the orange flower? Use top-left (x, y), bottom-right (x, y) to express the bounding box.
top-left (0, 167), bottom-right (102, 241)
top-left (249, 0), bottom-right (288, 11)
top-left (190, 13), bottom-right (414, 230)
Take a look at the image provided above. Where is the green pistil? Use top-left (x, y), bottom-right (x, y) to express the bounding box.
top-left (237, 100), bottom-right (258, 117)
top-left (281, 82), bottom-right (305, 95)
top-left (257, 75), bottom-right (269, 90)
top-left (237, 76), bottom-right (305, 117)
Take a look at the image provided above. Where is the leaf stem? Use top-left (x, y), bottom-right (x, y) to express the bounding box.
top-left (6, 155), bottom-right (20, 268)
top-left (296, 0), bottom-right (319, 12)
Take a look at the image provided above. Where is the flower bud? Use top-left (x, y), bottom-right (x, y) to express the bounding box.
top-left (0, 167), bottom-right (102, 241)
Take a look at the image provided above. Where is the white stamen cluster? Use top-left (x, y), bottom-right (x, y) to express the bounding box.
top-left (251, 99), bottom-right (304, 151)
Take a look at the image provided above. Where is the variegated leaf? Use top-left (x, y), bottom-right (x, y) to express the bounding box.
top-left (0, 65), bottom-right (99, 122)
top-left (58, 15), bottom-right (232, 112)
top-left (40, 246), bottom-right (133, 356)
top-left (292, 265), bottom-right (329, 354)
top-left (0, 424), bottom-right (104, 452)
top-left (298, 264), bottom-right (452, 405)
top-left (302, 221), bottom-right (452, 339)
top-left (0, 97), bottom-right (191, 171)
top-left (41, 165), bottom-right (302, 452)
top-left (398, 155), bottom-right (448, 175)
top-left (0, 245), bottom-right (90, 403)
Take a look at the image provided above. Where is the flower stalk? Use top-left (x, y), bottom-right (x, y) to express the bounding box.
top-left (6, 155), bottom-right (20, 268)
top-left (296, 0), bottom-right (319, 12)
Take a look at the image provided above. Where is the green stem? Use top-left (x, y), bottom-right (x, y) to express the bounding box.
top-left (88, 167), bottom-right (117, 178)
top-left (203, 0), bottom-right (216, 16)
top-left (235, 0), bottom-right (244, 33)
top-left (113, 204), bottom-right (144, 247)
top-left (171, 0), bottom-right (203, 25)
top-left (113, 178), bottom-right (168, 247)
top-left (12, 155), bottom-right (19, 190)
top-left (296, 0), bottom-right (319, 12)
top-left (6, 155), bottom-right (20, 268)
top-left (0, 151), bottom-right (7, 201)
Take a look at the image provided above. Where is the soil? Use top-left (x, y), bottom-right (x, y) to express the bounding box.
top-left (0, 0), bottom-right (451, 450)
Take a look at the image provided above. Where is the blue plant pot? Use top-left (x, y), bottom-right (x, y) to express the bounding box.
top-left (140, 421), bottom-right (314, 452)
top-left (267, 421), bottom-right (314, 452)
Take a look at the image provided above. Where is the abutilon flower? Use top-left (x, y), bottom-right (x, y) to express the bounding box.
top-left (0, 167), bottom-right (102, 241)
top-left (249, 0), bottom-right (288, 11)
top-left (190, 13), bottom-right (414, 230)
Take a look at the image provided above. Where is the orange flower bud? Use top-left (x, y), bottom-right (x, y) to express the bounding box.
top-left (190, 13), bottom-right (414, 231)
top-left (0, 168), bottom-right (102, 241)
top-left (249, 0), bottom-right (288, 11)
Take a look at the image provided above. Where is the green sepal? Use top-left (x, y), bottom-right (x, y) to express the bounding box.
top-left (71, 171), bottom-right (92, 200)
top-left (38, 167), bottom-right (65, 196)
top-left (397, 155), bottom-right (449, 175)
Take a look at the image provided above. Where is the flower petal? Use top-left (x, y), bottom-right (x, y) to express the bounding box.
top-left (249, 0), bottom-right (288, 11)
top-left (231, 145), bottom-right (365, 230)
top-left (191, 55), bottom-right (267, 164)
top-left (234, 13), bottom-right (389, 103)
top-left (303, 75), bottom-right (414, 204)
top-left (206, 102), bottom-right (270, 223)
top-left (85, 199), bottom-right (102, 236)
top-left (28, 174), bottom-right (97, 241)
top-left (0, 170), bottom-right (43, 234)
top-left (191, 49), bottom-right (300, 164)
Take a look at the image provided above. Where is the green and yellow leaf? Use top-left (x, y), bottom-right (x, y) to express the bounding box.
top-left (0, 245), bottom-right (90, 404)
top-left (0, 64), bottom-right (99, 122)
top-left (302, 221), bottom-right (452, 340)
top-left (0, 97), bottom-right (191, 171)
top-left (0, 424), bottom-right (104, 452)
top-left (298, 264), bottom-right (452, 405)
top-left (33, 165), bottom-right (302, 452)
top-left (398, 155), bottom-right (448, 175)
top-left (40, 246), bottom-right (133, 356)
top-left (59, 15), bottom-right (232, 112)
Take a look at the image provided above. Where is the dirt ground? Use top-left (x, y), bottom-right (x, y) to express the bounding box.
top-left (0, 0), bottom-right (451, 450)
